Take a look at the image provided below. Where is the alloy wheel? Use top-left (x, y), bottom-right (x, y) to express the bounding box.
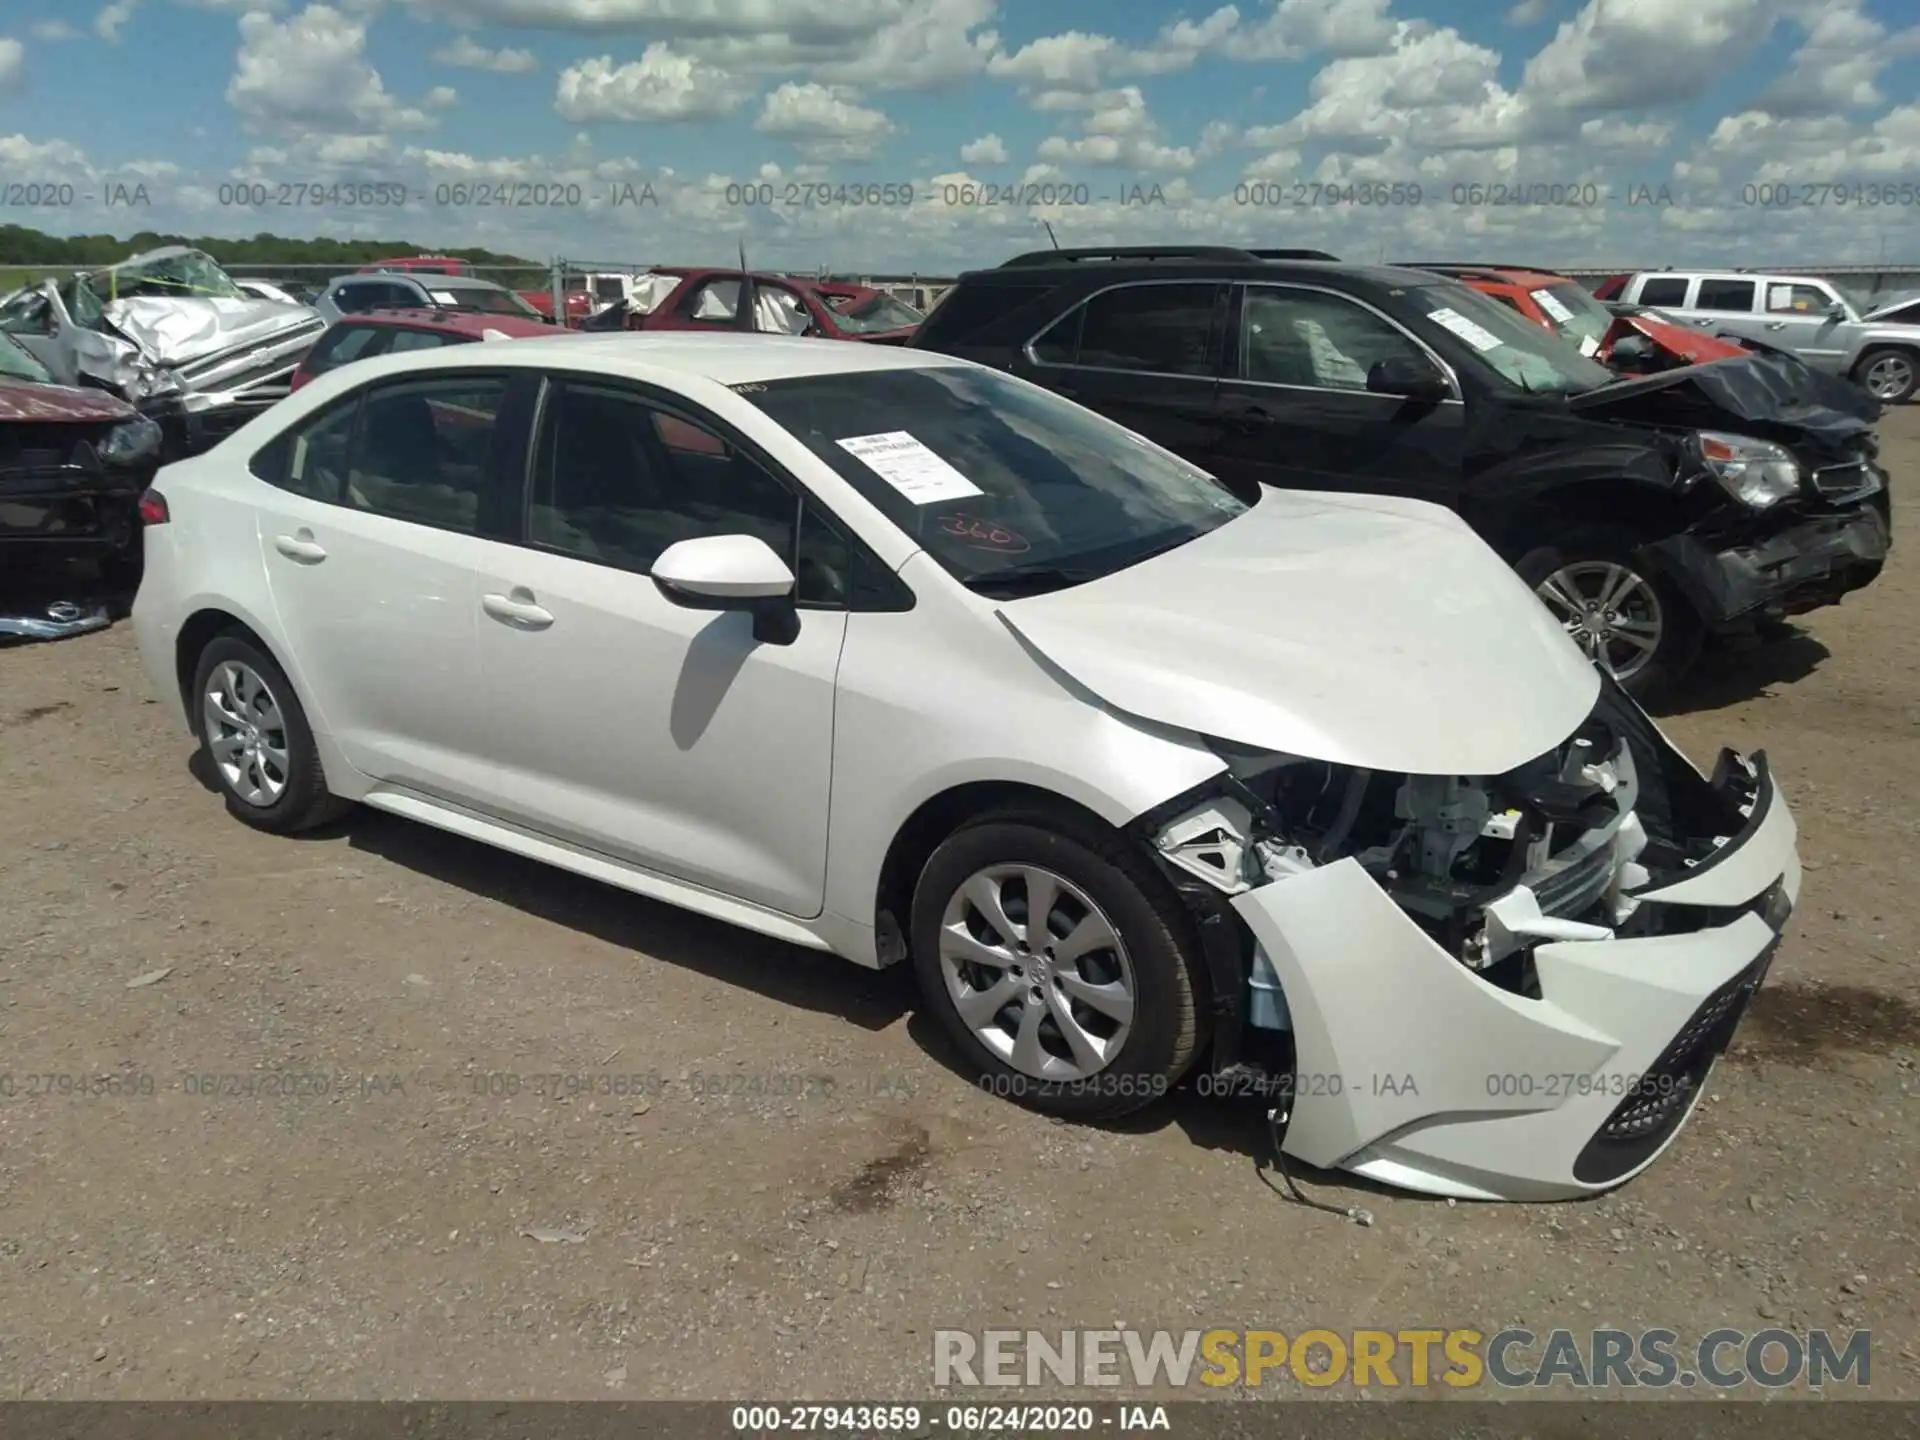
top-left (937, 864), bottom-right (1137, 1081)
top-left (1863, 354), bottom-right (1914, 401)
top-left (203, 660), bottom-right (291, 807)
top-left (1536, 560), bottom-right (1666, 682)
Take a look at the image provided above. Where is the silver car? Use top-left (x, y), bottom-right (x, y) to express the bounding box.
top-left (312, 271), bottom-right (549, 326)
top-left (1617, 270), bottom-right (1920, 403)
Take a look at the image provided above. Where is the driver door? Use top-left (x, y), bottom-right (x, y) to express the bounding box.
top-left (469, 375), bottom-right (849, 917)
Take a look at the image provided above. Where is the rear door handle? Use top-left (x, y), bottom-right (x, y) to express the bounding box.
top-left (1765, 321), bottom-right (1787, 330)
top-left (273, 531), bottom-right (327, 563)
top-left (482, 589), bottom-right (554, 630)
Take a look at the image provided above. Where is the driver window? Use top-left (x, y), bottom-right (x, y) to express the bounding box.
top-left (1241, 288), bottom-right (1423, 390)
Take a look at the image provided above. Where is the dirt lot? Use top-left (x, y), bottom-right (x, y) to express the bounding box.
top-left (1, 412), bottom-right (1916, 1403)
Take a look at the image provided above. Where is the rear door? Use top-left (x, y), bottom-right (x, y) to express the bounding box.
top-left (1683, 276), bottom-right (1767, 347)
top-left (1205, 281), bottom-right (1466, 506)
top-left (1012, 280), bottom-right (1228, 462)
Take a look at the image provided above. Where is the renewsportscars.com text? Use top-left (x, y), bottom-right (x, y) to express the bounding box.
top-left (933, 1327), bottom-right (1871, 1390)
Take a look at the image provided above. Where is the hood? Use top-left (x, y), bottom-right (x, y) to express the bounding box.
top-left (1566, 350), bottom-right (1879, 447)
top-left (1863, 290), bottom-right (1920, 321)
top-left (1606, 312), bottom-right (1744, 365)
top-left (0, 377), bottom-right (136, 424)
top-left (104, 295), bottom-right (322, 368)
top-left (995, 491), bottom-right (1601, 777)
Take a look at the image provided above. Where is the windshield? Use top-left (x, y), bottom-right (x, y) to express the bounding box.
top-left (1530, 282), bottom-right (1614, 356)
top-left (0, 332), bottom-right (53, 383)
top-left (437, 286), bottom-right (540, 316)
top-left (834, 293), bottom-right (925, 334)
top-left (91, 250), bottom-right (246, 302)
top-left (737, 366), bottom-right (1247, 595)
top-left (1834, 284), bottom-right (1873, 316)
top-left (1411, 283), bottom-right (1616, 394)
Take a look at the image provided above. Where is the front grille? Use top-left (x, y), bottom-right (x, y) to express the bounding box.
top-left (1810, 461), bottom-right (1881, 503)
top-left (1532, 840), bottom-right (1616, 918)
top-left (1572, 942), bottom-right (1775, 1184)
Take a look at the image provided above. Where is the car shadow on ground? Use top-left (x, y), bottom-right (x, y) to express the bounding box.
top-left (1651, 625), bottom-right (1831, 716)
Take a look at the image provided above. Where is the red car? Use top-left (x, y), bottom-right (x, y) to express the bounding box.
top-left (593, 268), bottom-right (925, 343)
top-left (290, 309), bottom-right (566, 391)
top-left (1405, 263), bottom-right (1748, 372)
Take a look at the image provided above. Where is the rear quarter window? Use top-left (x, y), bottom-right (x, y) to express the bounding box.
top-left (913, 281), bottom-right (1061, 350)
top-left (304, 324), bottom-right (389, 374)
top-left (1694, 279), bottom-right (1757, 313)
top-left (1637, 277), bottom-right (1689, 306)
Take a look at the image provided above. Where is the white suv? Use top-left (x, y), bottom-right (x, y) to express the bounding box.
top-left (130, 333), bottom-right (1801, 1201)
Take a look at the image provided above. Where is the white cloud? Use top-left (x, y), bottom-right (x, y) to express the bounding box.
top-left (227, 5), bottom-right (437, 135)
top-left (554, 46), bottom-right (753, 121)
top-left (1232, 0), bottom-right (1398, 60)
top-left (1754, 1), bottom-right (1920, 118)
top-left (754, 81), bottom-right (896, 161)
top-left (1506, 0), bottom-right (1548, 22)
top-left (1519, 0), bottom-right (1772, 118)
top-left (429, 34), bottom-right (539, 71)
top-left (1036, 86), bottom-right (1197, 172)
top-left (29, 20), bottom-right (84, 40)
top-left (960, 132), bottom-right (1008, 164)
top-left (425, 84), bottom-right (458, 107)
top-left (95, 0), bottom-right (140, 41)
top-left (985, 7), bottom-right (1236, 93)
top-left (0, 39), bottom-right (21, 90)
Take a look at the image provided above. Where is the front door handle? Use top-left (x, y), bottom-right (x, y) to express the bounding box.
top-left (1765, 321), bottom-right (1787, 330)
top-left (273, 530), bottom-right (327, 563)
top-left (482, 589), bottom-right (554, 630)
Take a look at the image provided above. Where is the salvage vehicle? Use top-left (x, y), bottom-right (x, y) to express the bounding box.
top-left (1404, 263), bottom-right (1749, 373)
top-left (131, 334), bottom-right (1802, 1201)
top-left (0, 248), bottom-right (326, 458)
top-left (0, 331), bottom-right (163, 634)
top-left (314, 272), bottom-right (552, 327)
top-left (1616, 270), bottom-right (1920, 403)
top-left (289, 309), bottom-right (569, 391)
top-left (911, 246), bottom-right (1891, 698)
top-left (587, 269), bottom-right (924, 343)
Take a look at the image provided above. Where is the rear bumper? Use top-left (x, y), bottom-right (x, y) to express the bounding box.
top-left (1232, 755), bottom-right (1797, 1201)
top-left (1652, 493), bottom-right (1890, 626)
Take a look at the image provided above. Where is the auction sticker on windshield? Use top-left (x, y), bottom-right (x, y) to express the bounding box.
top-left (837, 431), bottom-right (983, 503)
top-left (429, 290), bottom-right (459, 305)
top-left (1532, 289), bottom-right (1574, 323)
top-left (1579, 335), bottom-right (1601, 357)
top-left (1427, 308), bottom-right (1504, 352)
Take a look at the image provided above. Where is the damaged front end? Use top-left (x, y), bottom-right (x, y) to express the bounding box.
top-left (1138, 675), bottom-right (1798, 1201)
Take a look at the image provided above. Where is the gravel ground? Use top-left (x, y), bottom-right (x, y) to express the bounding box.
top-left (1, 411), bottom-right (1916, 1402)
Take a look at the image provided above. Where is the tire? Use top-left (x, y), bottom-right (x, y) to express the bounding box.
top-left (909, 808), bottom-right (1207, 1121)
top-left (1852, 348), bottom-right (1917, 405)
top-left (191, 633), bottom-right (351, 833)
top-left (1514, 524), bottom-right (1703, 703)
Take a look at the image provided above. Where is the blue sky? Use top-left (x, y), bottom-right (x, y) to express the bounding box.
top-left (1, 0), bottom-right (1917, 273)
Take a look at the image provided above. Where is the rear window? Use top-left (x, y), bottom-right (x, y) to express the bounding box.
top-left (912, 280), bottom-right (1060, 350)
top-left (1637, 277), bottom-right (1688, 306)
top-left (303, 324), bottom-right (388, 375)
top-left (432, 286), bottom-right (539, 317)
top-left (385, 329), bottom-right (460, 354)
top-left (1694, 279), bottom-right (1757, 313)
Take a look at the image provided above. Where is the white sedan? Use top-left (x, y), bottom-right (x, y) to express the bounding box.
top-left (131, 334), bottom-right (1800, 1201)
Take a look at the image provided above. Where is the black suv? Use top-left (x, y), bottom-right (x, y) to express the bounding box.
top-left (911, 246), bottom-right (1892, 699)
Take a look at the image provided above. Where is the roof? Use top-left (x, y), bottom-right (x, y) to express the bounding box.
top-left (348, 309), bottom-right (561, 339)
top-left (1403, 263), bottom-right (1575, 287)
top-left (962, 250), bottom-right (1441, 289)
top-left (330, 271), bottom-right (511, 293)
top-left (316, 331), bottom-right (968, 388)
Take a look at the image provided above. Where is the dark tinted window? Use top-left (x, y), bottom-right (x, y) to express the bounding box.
top-left (1694, 279), bottom-right (1757, 313)
top-left (527, 383), bottom-right (849, 605)
top-left (303, 324), bottom-right (390, 375)
top-left (343, 376), bottom-right (510, 534)
top-left (1637, 277), bottom-right (1688, 306)
top-left (1483, 291), bottom-right (1525, 312)
top-left (915, 280), bottom-right (1058, 349)
top-left (1072, 283), bottom-right (1219, 376)
top-left (1030, 304), bottom-right (1083, 363)
top-left (735, 366), bottom-right (1245, 596)
top-left (385, 328), bottom-right (457, 353)
top-left (252, 398), bottom-right (358, 500)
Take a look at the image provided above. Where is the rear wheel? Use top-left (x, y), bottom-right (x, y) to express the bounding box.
top-left (1516, 525), bottom-right (1702, 702)
top-left (909, 809), bottom-right (1207, 1120)
top-left (1853, 348), bottom-right (1917, 404)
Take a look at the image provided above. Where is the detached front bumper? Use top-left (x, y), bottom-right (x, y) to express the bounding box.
top-left (1232, 755), bottom-right (1798, 1202)
top-left (1652, 491), bottom-right (1890, 627)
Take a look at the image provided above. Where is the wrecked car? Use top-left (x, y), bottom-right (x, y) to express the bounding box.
top-left (0, 247), bottom-right (325, 458)
top-left (133, 340), bottom-right (1800, 1201)
top-left (585, 268), bottom-right (924, 343)
top-left (912, 247), bottom-right (1891, 698)
top-left (0, 331), bottom-right (162, 638)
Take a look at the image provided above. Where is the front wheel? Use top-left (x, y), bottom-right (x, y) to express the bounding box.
top-left (1853, 348), bottom-right (1917, 404)
top-left (1515, 526), bottom-right (1703, 702)
top-left (909, 811), bottom-right (1207, 1120)
top-left (192, 634), bottom-right (352, 833)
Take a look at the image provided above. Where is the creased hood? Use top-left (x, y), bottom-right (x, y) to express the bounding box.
top-left (1566, 350), bottom-right (1880, 445)
top-left (1863, 291), bottom-right (1920, 322)
top-left (104, 296), bottom-right (322, 367)
top-left (1606, 313), bottom-right (1744, 365)
top-left (996, 491), bottom-right (1600, 776)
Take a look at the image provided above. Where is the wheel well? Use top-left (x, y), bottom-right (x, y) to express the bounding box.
top-left (174, 609), bottom-right (268, 720)
top-left (1484, 481), bottom-right (1687, 561)
top-left (873, 781), bottom-right (1117, 963)
top-left (1856, 342), bottom-right (1920, 367)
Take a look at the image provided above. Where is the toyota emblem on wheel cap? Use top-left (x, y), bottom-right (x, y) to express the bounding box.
top-left (46, 601), bottom-right (84, 622)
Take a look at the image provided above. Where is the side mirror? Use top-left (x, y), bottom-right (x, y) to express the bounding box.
top-left (650, 533), bottom-right (799, 644)
top-left (1825, 300), bottom-right (1847, 320)
top-left (1366, 355), bottom-right (1449, 402)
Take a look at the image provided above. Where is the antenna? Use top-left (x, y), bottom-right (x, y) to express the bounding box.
top-left (1042, 220), bottom-right (1060, 250)
top-left (738, 240), bottom-right (749, 273)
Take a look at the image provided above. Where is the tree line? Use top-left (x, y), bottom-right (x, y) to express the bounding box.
top-left (0, 224), bottom-right (539, 270)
